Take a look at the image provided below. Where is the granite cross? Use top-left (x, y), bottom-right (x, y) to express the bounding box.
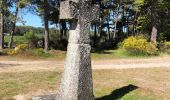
top-left (59, 0), bottom-right (99, 100)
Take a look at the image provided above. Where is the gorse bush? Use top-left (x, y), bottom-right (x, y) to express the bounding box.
top-left (7, 44), bottom-right (27, 55)
top-left (165, 41), bottom-right (170, 49)
top-left (122, 36), bottom-right (158, 55)
top-left (161, 41), bottom-right (170, 54)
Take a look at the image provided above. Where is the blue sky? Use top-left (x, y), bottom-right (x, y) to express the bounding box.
top-left (16, 12), bottom-right (43, 27)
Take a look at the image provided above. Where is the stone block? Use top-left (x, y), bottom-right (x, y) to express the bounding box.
top-left (32, 94), bottom-right (58, 100)
top-left (59, 0), bottom-right (78, 19)
top-left (58, 43), bottom-right (94, 100)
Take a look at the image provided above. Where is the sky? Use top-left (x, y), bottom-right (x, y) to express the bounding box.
top-left (16, 12), bottom-right (43, 27)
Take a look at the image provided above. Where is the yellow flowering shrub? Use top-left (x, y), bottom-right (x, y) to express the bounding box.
top-left (7, 44), bottom-right (27, 55)
top-left (165, 41), bottom-right (170, 49)
top-left (122, 36), bottom-right (158, 55)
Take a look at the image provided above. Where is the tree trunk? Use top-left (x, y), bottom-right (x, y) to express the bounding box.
top-left (44, 11), bottom-right (49, 52)
top-left (93, 23), bottom-right (97, 47)
top-left (99, 1), bottom-right (103, 38)
top-left (0, 12), bottom-right (4, 51)
top-left (59, 20), bottom-right (62, 37)
top-left (132, 11), bottom-right (138, 36)
top-left (107, 19), bottom-right (110, 39)
top-left (150, 0), bottom-right (158, 44)
top-left (63, 21), bottom-right (67, 37)
top-left (99, 17), bottom-right (102, 38)
top-left (113, 3), bottom-right (120, 39)
top-left (60, 20), bottom-right (67, 38)
top-left (8, 7), bottom-right (19, 48)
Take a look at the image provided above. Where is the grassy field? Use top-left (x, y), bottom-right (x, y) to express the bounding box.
top-left (4, 36), bottom-right (25, 44)
top-left (0, 68), bottom-right (169, 100)
top-left (1, 49), bottom-right (158, 61)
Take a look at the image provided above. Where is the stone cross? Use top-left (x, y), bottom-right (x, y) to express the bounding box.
top-left (59, 0), bottom-right (99, 100)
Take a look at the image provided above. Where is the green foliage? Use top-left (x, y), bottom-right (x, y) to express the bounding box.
top-left (7, 44), bottom-right (27, 55)
top-left (49, 31), bottom-right (68, 50)
top-left (15, 26), bottom-right (45, 35)
top-left (161, 41), bottom-right (170, 54)
top-left (133, 0), bottom-right (145, 11)
top-left (24, 30), bottom-right (39, 48)
top-left (4, 36), bottom-right (25, 46)
top-left (32, 48), bottom-right (51, 57)
top-left (165, 41), bottom-right (170, 49)
top-left (122, 36), bottom-right (158, 56)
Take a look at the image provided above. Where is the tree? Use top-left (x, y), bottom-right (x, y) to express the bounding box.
top-left (0, 0), bottom-right (12, 51)
top-left (150, 0), bottom-right (158, 44)
top-left (8, 0), bottom-right (28, 48)
top-left (32, 0), bottom-right (59, 52)
top-left (0, 5), bottom-right (4, 51)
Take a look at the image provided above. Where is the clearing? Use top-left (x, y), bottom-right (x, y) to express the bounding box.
top-left (0, 56), bottom-right (170, 72)
top-left (0, 56), bottom-right (170, 100)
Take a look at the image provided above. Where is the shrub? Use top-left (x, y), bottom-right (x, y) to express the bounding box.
top-left (32, 48), bottom-right (51, 57)
top-left (49, 31), bottom-right (68, 50)
top-left (161, 41), bottom-right (170, 54)
top-left (165, 41), bottom-right (170, 49)
top-left (24, 30), bottom-right (39, 48)
top-left (7, 44), bottom-right (27, 55)
top-left (122, 36), bottom-right (158, 56)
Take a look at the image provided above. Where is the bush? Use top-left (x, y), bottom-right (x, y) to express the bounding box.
top-left (32, 48), bottom-right (51, 57)
top-left (160, 41), bottom-right (170, 54)
top-left (165, 41), bottom-right (170, 49)
top-left (122, 36), bottom-right (158, 56)
top-left (49, 31), bottom-right (68, 50)
top-left (24, 30), bottom-right (39, 48)
top-left (7, 44), bottom-right (27, 55)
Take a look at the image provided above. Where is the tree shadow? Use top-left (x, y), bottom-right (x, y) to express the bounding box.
top-left (96, 84), bottom-right (139, 100)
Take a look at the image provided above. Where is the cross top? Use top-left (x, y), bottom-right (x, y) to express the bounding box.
top-left (60, 0), bottom-right (99, 22)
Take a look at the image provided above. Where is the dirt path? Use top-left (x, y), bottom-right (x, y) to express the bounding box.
top-left (0, 56), bottom-right (170, 72)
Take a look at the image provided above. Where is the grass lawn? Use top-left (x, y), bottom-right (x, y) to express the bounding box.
top-left (1, 49), bottom-right (158, 61)
top-left (4, 36), bottom-right (25, 44)
top-left (0, 68), bottom-right (169, 100)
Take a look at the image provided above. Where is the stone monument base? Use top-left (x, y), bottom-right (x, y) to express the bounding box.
top-left (32, 94), bottom-right (59, 100)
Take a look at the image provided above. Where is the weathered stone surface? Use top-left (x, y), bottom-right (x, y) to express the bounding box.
top-left (59, 43), bottom-right (93, 100)
top-left (58, 20), bottom-right (94, 100)
top-left (59, 0), bottom-right (78, 19)
top-left (68, 20), bottom-right (91, 44)
top-left (59, 0), bottom-right (99, 21)
top-left (58, 0), bottom-right (99, 100)
top-left (32, 94), bottom-right (58, 100)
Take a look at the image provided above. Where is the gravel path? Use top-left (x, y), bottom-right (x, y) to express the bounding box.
top-left (0, 56), bottom-right (170, 72)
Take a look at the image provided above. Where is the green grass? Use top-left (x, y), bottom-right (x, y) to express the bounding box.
top-left (0, 71), bottom-right (61, 99)
top-left (1, 48), bottom-right (161, 61)
top-left (0, 68), bottom-right (169, 99)
top-left (4, 34), bottom-right (43, 45)
top-left (113, 49), bottom-right (150, 57)
top-left (91, 49), bottom-right (157, 60)
top-left (4, 36), bottom-right (25, 44)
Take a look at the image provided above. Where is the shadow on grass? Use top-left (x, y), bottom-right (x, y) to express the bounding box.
top-left (96, 84), bottom-right (138, 100)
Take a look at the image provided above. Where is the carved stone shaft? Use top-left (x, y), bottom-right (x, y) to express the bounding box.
top-left (59, 0), bottom-right (99, 99)
top-left (59, 20), bottom-right (94, 100)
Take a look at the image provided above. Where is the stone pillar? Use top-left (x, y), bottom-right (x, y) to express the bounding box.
top-left (58, 1), bottom-right (99, 100)
top-left (59, 20), bottom-right (94, 100)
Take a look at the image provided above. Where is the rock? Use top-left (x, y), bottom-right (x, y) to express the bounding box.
top-left (32, 94), bottom-right (58, 100)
